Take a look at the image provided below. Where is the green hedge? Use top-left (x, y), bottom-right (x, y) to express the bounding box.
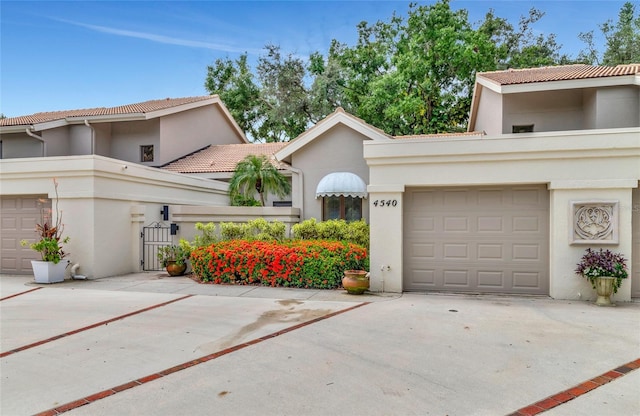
top-left (292, 218), bottom-right (369, 248)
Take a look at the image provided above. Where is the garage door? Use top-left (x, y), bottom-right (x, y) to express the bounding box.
top-left (632, 186), bottom-right (640, 298)
top-left (404, 186), bottom-right (549, 295)
top-left (1, 196), bottom-right (49, 275)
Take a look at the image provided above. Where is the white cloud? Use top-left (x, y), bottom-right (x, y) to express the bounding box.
top-left (54, 18), bottom-right (263, 55)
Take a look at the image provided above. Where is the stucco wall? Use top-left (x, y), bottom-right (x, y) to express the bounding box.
top-left (110, 120), bottom-right (160, 165)
top-left (159, 104), bottom-right (245, 166)
top-left (42, 127), bottom-right (71, 156)
top-left (0, 133), bottom-right (42, 158)
top-left (473, 87), bottom-right (503, 135)
top-left (291, 123), bottom-right (370, 221)
top-left (502, 90), bottom-right (584, 133)
top-left (93, 122), bottom-right (112, 157)
top-left (0, 155), bottom-right (229, 279)
top-left (583, 89), bottom-right (597, 130)
top-left (364, 128), bottom-right (640, 300)
top-left (548, 185), bottom-right (633, 300)
top-left (594, 86), bottom-right (639, 129)
top-left (69, 124), bottom-right (92, 155)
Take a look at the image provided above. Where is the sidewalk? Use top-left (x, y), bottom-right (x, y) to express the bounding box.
top-left (1, 273), bottom-right (639, 416)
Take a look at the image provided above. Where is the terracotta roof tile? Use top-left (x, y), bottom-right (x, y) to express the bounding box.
top-left (162, 142), bottom-right (288, 173)
top-left (478, 64), bottom-right (640, 86)
top-left (0, 96), bottom-right (214, 127)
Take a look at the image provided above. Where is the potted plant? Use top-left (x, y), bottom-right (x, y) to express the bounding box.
top-left (158, 240), bottom-right (191, 276)
top-left (20, 178), bottom-right (70, 283)
top-left (575, 248), bottom-right (629, 306)
top-left (342, 252), bottom-right (370, 295)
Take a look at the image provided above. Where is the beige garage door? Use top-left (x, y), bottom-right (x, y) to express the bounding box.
top-left (1, 196), bottom-right (49, 275)
top-left (404, 185), bottom-right (549, 294)
top-left (632, 186), bottom-right (640, 299)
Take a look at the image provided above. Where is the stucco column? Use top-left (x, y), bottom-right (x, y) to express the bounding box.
top-left (548, 180), bottom-right (636, 301)
top-left (368, 185), bottom-right (404, 293)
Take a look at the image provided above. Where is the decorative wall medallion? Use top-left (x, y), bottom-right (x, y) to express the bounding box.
top-left (570, 201), bottom-right (618, 244)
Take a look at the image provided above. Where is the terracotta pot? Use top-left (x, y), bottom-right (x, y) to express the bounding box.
top-left (595, 276), bottom-right (615, 306)
top-left (165, 261), bottom-right (187, 276)
top-left (342, 270), bottom-right (369, 295)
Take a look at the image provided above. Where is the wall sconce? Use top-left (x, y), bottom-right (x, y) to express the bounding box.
top-left (170, 223), bottom-right (179, 235)
top-left (161, 205), bottom-right (169, 221)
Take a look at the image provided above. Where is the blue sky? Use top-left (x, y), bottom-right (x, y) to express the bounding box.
top-left (0, 1), bottom-right (630, 117)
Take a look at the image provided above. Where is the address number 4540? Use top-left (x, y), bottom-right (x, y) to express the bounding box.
top-left (372, 199), bottom-right (398, 207)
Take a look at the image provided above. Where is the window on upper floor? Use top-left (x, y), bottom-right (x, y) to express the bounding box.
top-left (512, 124), bottom-right (534, 133)
top-left (140, 145), bottom-right (154, 162)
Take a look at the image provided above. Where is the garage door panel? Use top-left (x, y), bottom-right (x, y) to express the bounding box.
top-left (512, 188), bottom-right (544, 205)
top-left (1, 196), bottom-right (50, 275)
top-left (513, 244), bottom-right (541, 261)
top-left (478, 216), bottom-right (503, 232)
top-left (408, 243), bottom-right (435, 259)
top-left (477, 271), bottom-right (505, 288)
top-left (404, 186), bottom-right (549, 294)
top-left (513, 215), bottom-right (542, 233)
top-left (477, 244), bottom-right (503, 259)
top-left (443, 190), bottom-right (469, 205)
top-left (411, 216), bottom-right (435, 232)
top-left (443, 270), bottom-right (470, 286)
top-left (513, 272), bottom-right (542, 289)
top-left (443, 244), bottom-right (469, 259)
top-left (477, 189), bottom-right (504, 205)
top-left (443, 216), bottom-right (468, 232)
top-left (409, 190), bottom-right (437, 205)
top-left (409, 269), bottom-right (436, 286)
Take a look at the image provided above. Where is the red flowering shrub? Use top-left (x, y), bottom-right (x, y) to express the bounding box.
top-left (190, 240), bottom-right (368, 289)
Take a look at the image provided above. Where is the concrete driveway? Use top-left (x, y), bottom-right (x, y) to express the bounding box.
top-left (1, 273), bottom-right (639, 416)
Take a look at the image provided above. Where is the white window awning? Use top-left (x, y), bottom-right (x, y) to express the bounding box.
top-left (315, 172), bottom-right (368, 198)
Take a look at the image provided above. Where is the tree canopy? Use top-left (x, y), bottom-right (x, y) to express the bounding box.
top-left (205, 0), bottom-right (638, 142)
top-left (578, 2), bottom-right (640, 65)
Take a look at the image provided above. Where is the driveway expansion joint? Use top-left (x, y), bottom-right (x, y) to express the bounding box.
top-left (0, 286), bottom-right (42, 301)
top-left (0, 294), bottom-right (194, 358)
top-left (32, 301), bottom-right (370, 416)
top-left (509, 357), bottom-right (640, 415)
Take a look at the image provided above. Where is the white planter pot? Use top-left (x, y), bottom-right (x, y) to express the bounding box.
top-left (31, 260), bottom-right (69, 284)
top-left (595, 276), bottom-right (616, 306)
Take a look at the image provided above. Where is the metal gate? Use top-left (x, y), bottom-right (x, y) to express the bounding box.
top-left (141, 222), bottom-right (172, 271)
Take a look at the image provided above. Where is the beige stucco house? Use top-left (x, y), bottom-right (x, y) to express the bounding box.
top-left (364, 64), bottom-right (640, 301)
top-left (0, 96), bottom-right (249, 164)
top-left (0, 96), bottom-right (249, 277)
top-left (1, 64), bottom-right (638, 303)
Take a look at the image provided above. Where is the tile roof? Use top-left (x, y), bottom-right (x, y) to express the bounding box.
top-left (0, 96), bottom-right (214, 127)
top-left (162, 142), bottom-right (289, 173)
top-left (394, 131), bottom-right (485, 139)
top-left (478, 64), bottom-right (640, 86)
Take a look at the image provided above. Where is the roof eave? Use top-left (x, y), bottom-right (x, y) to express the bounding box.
top-left (496, 74), bottom-right (639, 94)
top-left (275, 110), bottom-right (391, 161)
top-left (0, 125), bottom-right (32, 134)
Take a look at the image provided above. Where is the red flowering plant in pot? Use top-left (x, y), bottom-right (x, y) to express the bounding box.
top-left (575, 248), bottom-right (628, 306)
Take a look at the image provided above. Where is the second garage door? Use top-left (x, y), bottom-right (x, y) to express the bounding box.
top-left (1, 196), bottom-right (49, 275)
top-left (404, 185), bottom-right (549, 295)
